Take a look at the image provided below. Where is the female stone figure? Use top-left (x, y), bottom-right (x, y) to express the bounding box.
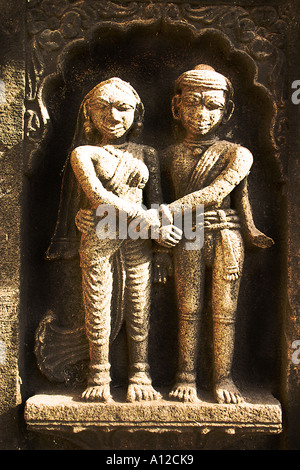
top-left (47, 77), bottom-right (181, 402)
top-left (161, 65), bottom-right (274, 404)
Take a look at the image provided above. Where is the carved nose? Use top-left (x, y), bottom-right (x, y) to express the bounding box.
top-left (195, 106), bottom-right (209, 120)
top-left (109, 106), bottom-right (122, 122)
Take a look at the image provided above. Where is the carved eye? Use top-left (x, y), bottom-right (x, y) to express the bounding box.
top-left (206, 101), bottom-right (224, 110)
top-left (116, 103), bottom-right (134, 112)
top-left (184, 96), bottom-right (200, 106)
top-left (94, 101), bottom-right (108, 110)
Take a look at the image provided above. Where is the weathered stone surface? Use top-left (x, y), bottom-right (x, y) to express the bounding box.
top-left (20, 0), bottom-right (292, 448)
top-left (0, 0), bottom-right (25, 450)
top-left (1, 0), bottom-right (300, 451)
top-left (25, 389), bottom-right (282, 435)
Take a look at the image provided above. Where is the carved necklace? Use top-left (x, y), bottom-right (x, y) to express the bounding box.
top-left (183, 137), bottom-right (219, 156)
top-left (102, 142), bottom-right (133, 161)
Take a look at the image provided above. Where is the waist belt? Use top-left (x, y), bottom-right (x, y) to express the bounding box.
top-left (204, 209), bottom-right (241, 281)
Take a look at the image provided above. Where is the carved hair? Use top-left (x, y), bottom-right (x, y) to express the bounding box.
top-left (72, 78), bottom-right (145, 147)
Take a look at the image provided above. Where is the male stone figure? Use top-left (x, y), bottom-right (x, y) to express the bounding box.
top-left (162, 65), bottom-right (274, 404)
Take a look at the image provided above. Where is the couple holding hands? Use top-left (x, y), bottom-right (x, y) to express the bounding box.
top-left (46, 65), bottom-right (273, 405)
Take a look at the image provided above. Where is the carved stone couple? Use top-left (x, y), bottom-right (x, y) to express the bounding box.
top-left (46, 65), bottom-right (273, 404)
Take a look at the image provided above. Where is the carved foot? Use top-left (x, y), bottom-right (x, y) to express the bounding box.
top-left (126, 372), bottom-right (162, 402)
top-left (169, 383), bottom-right (199, 403)
top-left (81, 384), bottom-right (113, 402)
top-left (214, 378), bottom-right (244, 404)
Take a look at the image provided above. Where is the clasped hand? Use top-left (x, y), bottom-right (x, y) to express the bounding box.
top-left (75, 206), bottom-right (182, 248)
top-left (138, 205), bottom-right (182, 248)
top-left (75, 206), bottom-right (182, 284)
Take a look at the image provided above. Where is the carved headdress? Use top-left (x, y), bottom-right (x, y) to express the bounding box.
top-left (174, 64), bottom-right (234, 100)
top-left (171, 65), bottom-right (235, 136)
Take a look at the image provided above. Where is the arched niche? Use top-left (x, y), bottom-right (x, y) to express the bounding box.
top-left (25, 21), bottom-right (283, 397)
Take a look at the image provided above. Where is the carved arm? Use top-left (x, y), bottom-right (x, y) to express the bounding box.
top-left (168, 146), bottom-right (254, 216)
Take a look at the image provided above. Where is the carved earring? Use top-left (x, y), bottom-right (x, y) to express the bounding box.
top-left (136, 102), bottom-right (145, 128)
top-left (130, 102), bottom-right (144, 137)
top-left (222, 100), bottom-right (235, 125)
top-left (82, 102), bottom-right (96, 142)
top-left (171, 95), bottom-right (181, 120)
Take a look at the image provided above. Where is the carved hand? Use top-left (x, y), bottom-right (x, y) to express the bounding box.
top-left (153, 252), bottom-right (173, 284)
top-left (139, 208), bottom-right (161, 230)
top-left (249, 228), bottom-right (275, 248)
top-left (75, 209), bottom-right (95, 234)
top-left (126, 161), bottom-right (148, 189)
top-left (158, 224), bottom-right (183, 247)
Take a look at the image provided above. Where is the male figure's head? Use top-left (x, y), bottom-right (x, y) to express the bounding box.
top-left (172, 65), bottom-right (235, 141)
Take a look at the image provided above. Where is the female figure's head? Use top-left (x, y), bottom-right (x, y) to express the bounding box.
top-left (171, 65), bottom-right (235, 141)
top-left (74, 77), bottom-right (144, 146)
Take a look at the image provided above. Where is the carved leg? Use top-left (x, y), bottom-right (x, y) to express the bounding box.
top-left (80, 253), bottom-right (114, 402)
top-left (123, 239), bottom-right (161, 402)
top-left (169, 244), bottom-right (204, 402)
top-left (212, 230), bottom-right (244, 404)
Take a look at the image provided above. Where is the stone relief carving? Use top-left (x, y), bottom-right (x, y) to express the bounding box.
top-left (29, 2), bottom-right (281, 409)
top-left (35, 65), bottom-right (275, 406)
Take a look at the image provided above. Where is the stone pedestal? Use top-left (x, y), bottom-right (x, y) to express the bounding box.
top-left (24, 389), bottom-right (281, 449)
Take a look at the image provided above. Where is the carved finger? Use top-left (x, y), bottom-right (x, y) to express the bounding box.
top-left (160, 269), bottom-right (167, 284)
top-left (76, 224), bottom-right (87, 234)
top-left (159, 234), bottom-right (177, 246)
top-left (166, 234), bottom-right (181, 244)
top-left (230, 392), bottom-right (238, 404)
top-left (163, 242), bottom-right (177, 248)
top-left (170, 230), bottom-right (182, 240)
top-left (173, 226), bottom-right (183, 236)
top-left (160, 204), bottom-right (173, 224)
top-left (127, 171), bottom-right (139, 187)
top-left (81, 214), bottom-right (95, 223)
top-left (153, 268), bottom-right (160, 283)
top-left (167, 264), bottom-right (173, 276)
top-left (81, 209), bottom-right (93, 215)
top-left (235, 393), bottom-right (244, 404)
top-left (163, 238), bottom-right (180, 247)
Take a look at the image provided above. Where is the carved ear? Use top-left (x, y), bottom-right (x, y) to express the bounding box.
top-left (171, 95), bottom-right (181, 120)
top-left (82, 101), bottom-right (90, 122)
top-left (222, 99), bottom-right (235, 125)
top-left (135, 101), bottom-right (145, 125)
top-left (130, 101), bottom-right (144, 137)
top-left (80, 101), bottom-right (97, 143)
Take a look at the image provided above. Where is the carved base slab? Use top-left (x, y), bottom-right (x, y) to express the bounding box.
top-left (24, 389), bottom-right (282, 436)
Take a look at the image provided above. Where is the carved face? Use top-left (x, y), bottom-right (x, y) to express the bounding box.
top-left (178, 87), bottom-right (227, 139)
top-left (87, 84), bottom-right (137, 141)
